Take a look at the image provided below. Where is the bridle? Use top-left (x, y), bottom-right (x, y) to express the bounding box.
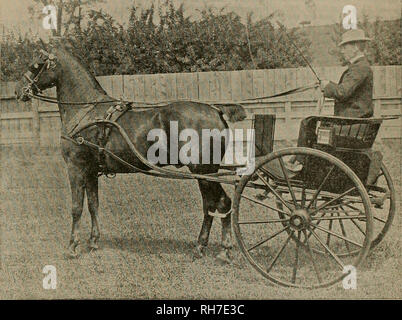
top-left (22, 49), bottom-right (57, 99)
top-left (21, 49), bottom-right (121, 106)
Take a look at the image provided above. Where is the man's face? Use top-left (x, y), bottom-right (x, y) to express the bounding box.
top-left (340, 43), bottom-right (357, 61)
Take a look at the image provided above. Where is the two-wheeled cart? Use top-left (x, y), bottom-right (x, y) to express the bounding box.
top-left (232, 115), bottom-right (397, 288)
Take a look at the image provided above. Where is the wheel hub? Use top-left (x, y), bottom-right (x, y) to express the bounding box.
top-left (289, 209), bottom-right (311, 231)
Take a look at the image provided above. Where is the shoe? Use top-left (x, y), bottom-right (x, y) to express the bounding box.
top-left (371, 193), bottom-right (388, 209)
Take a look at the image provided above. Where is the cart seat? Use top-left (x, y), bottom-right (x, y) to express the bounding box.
top-left (302, 116), bottom-right (393, 150)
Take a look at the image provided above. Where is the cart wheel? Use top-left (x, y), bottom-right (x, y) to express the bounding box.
top-left (275, 162), bottom-right (396, 257)
top-left (367, 163), bottom-right (395, 248)
top-left (232, 147), bottom-right (373, 288)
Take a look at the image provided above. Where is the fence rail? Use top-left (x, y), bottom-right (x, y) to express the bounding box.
top-left (1, 66), bottom-right (401, 147)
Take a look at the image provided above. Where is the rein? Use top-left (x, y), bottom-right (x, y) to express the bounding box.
top-left (21, 46), bottom-right (319, 107)
top-left (25, 91), bottom-right (118, 105)
top-left (25, 82), bottom-right (320, 107)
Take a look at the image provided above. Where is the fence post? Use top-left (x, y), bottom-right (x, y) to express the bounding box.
top-left (374, 99), bottom-right (383, 141)
top-left (284, 101), bottom-right (292, 141)
top-left (31, 100), bottom-right (40, 145)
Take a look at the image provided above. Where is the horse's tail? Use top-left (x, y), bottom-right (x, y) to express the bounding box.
top-left (215, 104), bottom-right (246, 122)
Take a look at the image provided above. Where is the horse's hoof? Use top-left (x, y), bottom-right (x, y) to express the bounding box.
top-left (66, 249), bottom-right (80, 259)
top-left (216, 250), bottom-right (232, 264)
top-left (89, 244), bottom-right (99, 251)
top-left (193, 245), bottom-right (206, 260)
top-left (66, 244), bottom-right (80, 259)
top-left (89, 239), bottom-right (99, 251)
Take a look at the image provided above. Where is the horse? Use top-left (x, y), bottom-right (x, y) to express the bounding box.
top-left (15, 40), bottom-right (246, 262)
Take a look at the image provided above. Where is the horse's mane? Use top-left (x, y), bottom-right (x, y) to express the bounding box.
top-left (55, 41), bottom-right (107, 95)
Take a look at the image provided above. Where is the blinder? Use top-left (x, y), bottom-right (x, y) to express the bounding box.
top-left (22, 48), bottom-right (57, 96)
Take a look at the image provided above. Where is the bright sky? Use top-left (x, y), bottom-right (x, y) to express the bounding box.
top-left (1, 0), bottom-right (400, 37)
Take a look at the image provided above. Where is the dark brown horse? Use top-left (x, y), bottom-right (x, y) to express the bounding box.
top-left (15, 40), bottom-right (246, 262)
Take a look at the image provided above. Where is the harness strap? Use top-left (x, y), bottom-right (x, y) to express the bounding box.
top-left (63, 102), bottom-right (133, 177)
top-left (61, 120), bottom-right (241, 184)
top-left (66, 104), bottom-right (96, 136)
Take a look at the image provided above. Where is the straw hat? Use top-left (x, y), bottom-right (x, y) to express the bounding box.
top-left (338, 29), bottom-right (371, 47)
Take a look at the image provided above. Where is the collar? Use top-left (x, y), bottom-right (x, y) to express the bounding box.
top-left (349, 54), bottom-right (365, 65)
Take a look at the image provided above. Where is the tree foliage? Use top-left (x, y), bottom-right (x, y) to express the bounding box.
top-left (2, 0), bottom-right (313, 80)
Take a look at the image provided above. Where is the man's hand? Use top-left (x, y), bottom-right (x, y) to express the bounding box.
top-left (320, 79), bottom-right (330, 91)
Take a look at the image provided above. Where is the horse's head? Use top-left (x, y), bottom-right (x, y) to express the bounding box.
top-left (15, 40), bottom-right (59, 101)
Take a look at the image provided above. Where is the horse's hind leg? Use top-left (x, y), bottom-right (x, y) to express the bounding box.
top-left (86, 171), bottom-right (100, 251)
top-left (214, 187), bottom-right (233, 264)
top-left (216, 212), bottom-right (233, 264)
top-left (67, 166), bottom-right (85, 258)
top-left (194, 194), bottom-right (214, 258)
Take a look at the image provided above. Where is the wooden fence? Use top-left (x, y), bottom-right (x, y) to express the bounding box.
top-left (1, 66), bottom-right (401, 147)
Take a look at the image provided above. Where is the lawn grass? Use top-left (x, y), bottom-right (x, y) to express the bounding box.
top-left (0, 141), bottom-right (400, 299)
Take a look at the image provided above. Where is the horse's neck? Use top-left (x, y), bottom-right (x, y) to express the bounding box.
top-left (55, 51), bottom-right (111, 132)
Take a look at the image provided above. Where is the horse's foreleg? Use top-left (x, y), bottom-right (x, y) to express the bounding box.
top-left (86, 172), bottom-right (100, 251)
top-left (67, 167), bottom-right (85, 258)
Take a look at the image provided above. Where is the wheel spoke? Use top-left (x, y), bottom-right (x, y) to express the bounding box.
top-left (352, 196), bottom-right (387, 224)
top-left (278, 157), bottom-right (298, 206)
top-left (310, 187), bottom-right (356, 215)
top-left (305, 211), bottom-right (326, 243)
top-left (341, 206), bottom-right (366, 236)
top-left (307, 165), bottom-right (335, 209)
top-left (344, 203), bottom-right (385, 223)
top-left (336, 212), bottom-right (351, 254)
top-left (266, 231), bottom-right (294, 273)
top-left (302, 230), bottom-right (322, 283)
top-left (247, 226), bottom-right (290, 252)
top-left (344, 203), bottom-right (365, 213)
top-left (310, 222), bottom-right (363, 248)
top-left (373, 216), bottom-right (386, 223)
top-left (256, 171), bottom-right (293, 211)
top-left (240, 194), bottom-right (291, 216)
top-left (309, 228), bottom-right (345, 269)
top-left (312, 214), bottom-right (366, 221)
top-left (301, 186), bottom-right (306, 207)
top-left (238, 218), bottom-right (290, 225)
top-left (291, 231), bottom-right (301, 284)
top-left (326, 212), bottom-right (334, 246)
top-left (347, 195), bottom-right (387, 225)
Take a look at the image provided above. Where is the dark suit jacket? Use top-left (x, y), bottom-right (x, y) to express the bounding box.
top-left (324, 57), bottom-right (374, 118)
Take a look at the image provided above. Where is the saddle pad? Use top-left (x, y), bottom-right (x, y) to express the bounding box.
top-left (68, 102), bottom-right (132, 137)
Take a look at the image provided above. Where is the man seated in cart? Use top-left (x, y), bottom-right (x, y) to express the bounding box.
top-left (286, 28), bottom-right (373, 172)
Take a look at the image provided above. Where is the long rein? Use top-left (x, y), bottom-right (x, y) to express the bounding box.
top-left (26, 81), bottom-right (320, 107)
